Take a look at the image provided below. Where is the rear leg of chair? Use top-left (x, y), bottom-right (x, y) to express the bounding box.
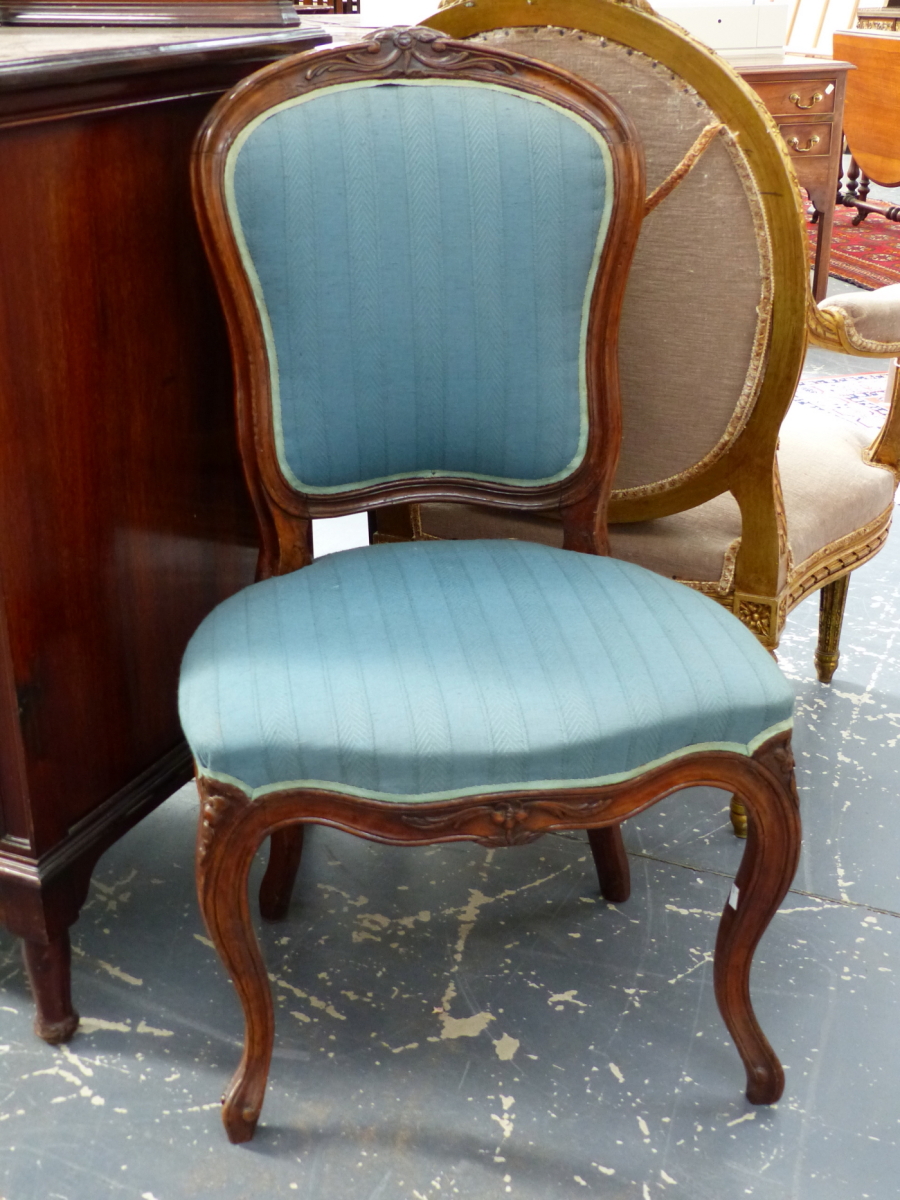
top-left (196, 783), bottom-right (275, 1144)
top-left (815, 575), bottom-right (850, 683)
top-left (587, 825), bottom-right (631, 902)
top-left (259, 826), bottom-right (305, 921)
top-left (714, 736), bottom-right (801, 1104)
top-left (729, 795), bottom-right (748, 839)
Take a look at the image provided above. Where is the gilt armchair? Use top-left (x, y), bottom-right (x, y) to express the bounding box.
top-left (368, 0), bottom-right (900, 697)
top-left (181, 27), bottom-right (800, 1142)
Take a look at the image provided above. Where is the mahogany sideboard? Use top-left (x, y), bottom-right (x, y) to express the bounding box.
top-left (0, 24), bottom-right (328, 1040)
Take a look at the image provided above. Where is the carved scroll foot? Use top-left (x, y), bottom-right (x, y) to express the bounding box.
top-left (587, 825), bottom-right (631, 902)
top-left (221, 1057), bottom-right (267, 1144)
top-left (815, 575), bottom-right (850, 684)
top-left (714, 735), bottom-right (800, 1104)
top-left (22, 933), bottom-right (80, 1044)
top-left (729, 795), bottom-right (748, 839)
top-left (259, 826), bottom-right (305, 921)
top-left (196, 781), bottom-right (274, 1144)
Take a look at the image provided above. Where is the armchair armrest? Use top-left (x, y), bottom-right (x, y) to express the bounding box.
top-left (868, 361), bottom-right (900, 475)
top-left (807, 287), bottom-right (900, 474)
top-left (808, 284), bottom-right (900, 357)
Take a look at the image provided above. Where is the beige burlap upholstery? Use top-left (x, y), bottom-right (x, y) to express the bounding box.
top-left (470, 29), bottom-right (770, 497)
top-left (818, 286), bottom-right (900, 356)
top-left (417, 494), bottom-right (742, 590)
top-left (417, 405), bottom-right (894, 592)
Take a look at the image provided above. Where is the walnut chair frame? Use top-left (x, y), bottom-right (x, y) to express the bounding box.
top-left (189, 27), bottom-right (800, 1144)
top-left (364, 0), bottom-right (900, 690)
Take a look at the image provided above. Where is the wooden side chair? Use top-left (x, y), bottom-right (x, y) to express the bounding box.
top-left (369, 0), bottom-right (900, 704)
top-left (182, 27), bottom-right (800, 1142)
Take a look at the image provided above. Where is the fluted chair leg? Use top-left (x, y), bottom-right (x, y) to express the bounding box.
top-left (816, 575), bottom-right (851, 684)
top-left (587, 825), bottom-right (631, 901)
top-left (258, 826), bottom-right (305, 921)
top-left (196, 784), bottom-right (274, 1144)
top-left (729, 795), bottom-right (748, 839)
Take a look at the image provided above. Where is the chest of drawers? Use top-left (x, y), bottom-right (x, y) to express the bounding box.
top-left (736, 58), bottom-right (852, 300)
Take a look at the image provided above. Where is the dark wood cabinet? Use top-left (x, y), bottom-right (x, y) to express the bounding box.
top-left (0, 24), bottom-right (329, 1040)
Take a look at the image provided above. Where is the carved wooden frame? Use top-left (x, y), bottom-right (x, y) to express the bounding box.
top-left (188, 27), bottom-right (800, 1143)
top-left (196, 730), bottom-right (800, 1143)
top-left (192, 24), bottom-right (645, 578)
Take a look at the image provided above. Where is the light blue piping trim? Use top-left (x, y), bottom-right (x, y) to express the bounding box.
top-left (196, 717), bottom-right (794, 805)
top-left (223, 78), bottom-right (614, 495)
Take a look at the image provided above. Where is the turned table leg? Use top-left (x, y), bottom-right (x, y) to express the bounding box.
top-left (22, 931), bottom-right (79, 1043)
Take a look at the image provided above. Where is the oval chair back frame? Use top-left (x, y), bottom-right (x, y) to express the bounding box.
top-left (424, 0), bottom-right (811, 628)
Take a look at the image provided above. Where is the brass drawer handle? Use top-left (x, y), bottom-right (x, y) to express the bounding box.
top-left (786, 134), bottom-right (821, 153)
top-left (788, 91), bottom-right (824, 109)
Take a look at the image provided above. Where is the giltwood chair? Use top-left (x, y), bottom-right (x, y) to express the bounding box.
top-left (182, 27), bottom-right (799, 1143)
top-left (369, 0), bottom-right (900, 696)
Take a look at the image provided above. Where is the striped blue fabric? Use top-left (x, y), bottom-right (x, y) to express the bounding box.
top-left (179, 541), bottom-right (794, 801)
top-left (227, 82), bottom-right (610, 492)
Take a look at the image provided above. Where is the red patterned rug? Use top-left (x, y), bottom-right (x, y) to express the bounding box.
top-left (807, 203), bottom-right (900, 291)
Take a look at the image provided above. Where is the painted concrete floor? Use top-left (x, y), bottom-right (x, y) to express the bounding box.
top-left (2, 436), bottom-right (900, 1199)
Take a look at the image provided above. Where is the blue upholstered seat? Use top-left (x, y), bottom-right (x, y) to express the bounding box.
top-left (179, 539), bottom-right (793, 802)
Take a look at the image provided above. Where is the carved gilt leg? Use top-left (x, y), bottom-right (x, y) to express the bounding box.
top-left (815, 575), bottom-right (850, 684)
top-left (259, 826), bottom-right (305, 921)
top-left (729, 796), bottom-right (748, 840)
top-left (196, 781), bottom-right (274, 1144)
top-left (22, 932), bottom-right (80, 1044)
top-left (714, 735), bottom-right (801, 1104)
top-left (587, 825), bottom-right (631, 902)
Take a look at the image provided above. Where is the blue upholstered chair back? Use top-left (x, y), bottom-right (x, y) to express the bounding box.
top-left (225, 80), bottom-right (615, 494)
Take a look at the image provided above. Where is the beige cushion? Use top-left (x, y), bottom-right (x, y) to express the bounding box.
top-left (417, 494), bottom-right (741, 589)
top-left (819, 285), bottom-right (900, 356)
top-left (468, 28), bottom-right (770, 498)
top-left (417, 406), bottom-right (895, 588)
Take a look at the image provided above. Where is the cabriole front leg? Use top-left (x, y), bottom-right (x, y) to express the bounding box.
top-left (196, 780), bottom-right (274, 1144)
top-left (714, 735), bottom-right (801, 1103)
